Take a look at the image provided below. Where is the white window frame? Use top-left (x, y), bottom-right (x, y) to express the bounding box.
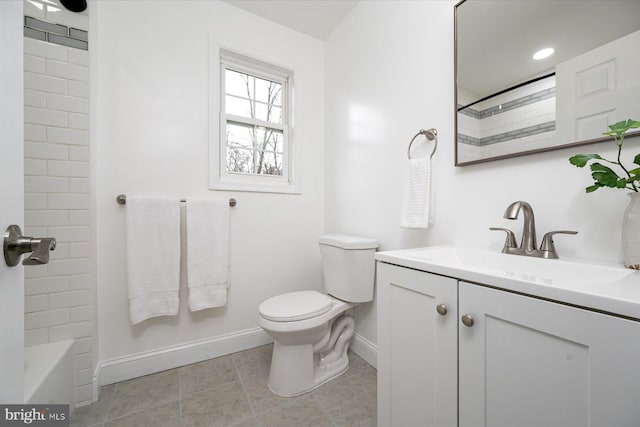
top-left (210, 45), bottom-right (300, 194)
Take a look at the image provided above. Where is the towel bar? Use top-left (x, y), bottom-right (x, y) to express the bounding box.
top-left (116, 194), bottom-right (236, 207)
top-left (407, 128), bottom-right (438, 160)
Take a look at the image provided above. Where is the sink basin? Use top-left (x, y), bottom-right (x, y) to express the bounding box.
top-left (400, 246), bottom-right (633, 289)
top-left (376, 245), bottom-right (640, 319)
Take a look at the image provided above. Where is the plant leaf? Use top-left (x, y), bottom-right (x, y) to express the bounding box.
top-left (572, 119), bottom-right (640, 193)
top-left (569, 153), bottom-right (602, 167)
top-left (590, 162), bottom-right (625, 188)
top-left (605, 119), bottom-right (640, 136)
top-left (609, 120), bottom-right (631, 133)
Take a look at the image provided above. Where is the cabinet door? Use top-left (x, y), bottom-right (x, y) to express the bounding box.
top-left (459, 281), bottom-right (640, 427)
top-left (377, 263), bottom-right (457, 427)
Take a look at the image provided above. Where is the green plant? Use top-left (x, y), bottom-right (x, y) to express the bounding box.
top-left (569, 119), bottom-right (640, 193)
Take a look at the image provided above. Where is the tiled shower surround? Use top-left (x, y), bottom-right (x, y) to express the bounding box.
top-left (457, 75), bottom-right (556, 161)
top-left (24, 15), bottom-right (88, 50)
top-left (23, 0), bottom-right (94, 407)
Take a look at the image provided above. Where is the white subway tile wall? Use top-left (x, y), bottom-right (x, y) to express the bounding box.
top-left (23, 0), bottom-right (93, 407)
top-left (457, 76), bottom-right (557, 163)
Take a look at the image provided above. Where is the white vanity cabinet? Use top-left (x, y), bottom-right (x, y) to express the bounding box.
top-left (377, 262), bottom-right (458, 427)
top-left (377, 261), bottom-right (640, 427)
top-left (459, 281), bottom-right (640, 427)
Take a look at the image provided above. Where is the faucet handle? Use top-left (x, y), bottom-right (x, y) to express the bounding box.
top-left (540, 230), bottom-right (578, 259)
top-left (489, 227), bottom-right (517, 252)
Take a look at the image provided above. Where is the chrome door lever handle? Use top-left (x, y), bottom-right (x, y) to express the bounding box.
top-left (3, 225), bottom-right (56, 267)
top-left (23, 238), bottom-right (56, 265)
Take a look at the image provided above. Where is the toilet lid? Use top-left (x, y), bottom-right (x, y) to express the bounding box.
top-left (259, 290), bottom-right (333, 322)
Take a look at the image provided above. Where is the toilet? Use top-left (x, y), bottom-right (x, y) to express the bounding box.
top-left (258, 234), bottom-right (379, 396)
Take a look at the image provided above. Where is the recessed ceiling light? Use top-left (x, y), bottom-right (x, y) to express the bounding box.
top-left (532, 48), bottom-right (554, 60)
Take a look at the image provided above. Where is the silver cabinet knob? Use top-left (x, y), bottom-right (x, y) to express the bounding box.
top-left (461, 314), bottom-right (474, 327)
top-left (436, 304), bottom-right (447, 316)
top-left (3, 225), bottom-right (56, 267)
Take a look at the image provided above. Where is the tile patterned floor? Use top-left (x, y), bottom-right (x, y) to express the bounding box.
top-left (71, 345), bottom-right (377, 427)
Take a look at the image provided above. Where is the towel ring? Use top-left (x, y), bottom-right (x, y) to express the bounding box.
top-left (407, 128), bottom-right (438, 159)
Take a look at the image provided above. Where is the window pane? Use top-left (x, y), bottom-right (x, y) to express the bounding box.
top-left (272, 87), bottom-right (282, 107)
top-left (225, 69), bottom-right (253, 99)
top-left (255, 127), bottom-right (284, 153)
top-left (255, 103), bottom-right (282, 124)
top-left (254, 77), bottom-right (282, 107)
top-left (226, 68), bottom-right (283, 124)
top-left (226, 122), bottom-right (254, 149)
top-left (256, 151), bottom-right (283, 176)
top-left (225, 122), bottom-right (284, 176)
top-left (226, 147), bottom-right (253, 174)
top-left (225, 95), bottom-right (253, 118)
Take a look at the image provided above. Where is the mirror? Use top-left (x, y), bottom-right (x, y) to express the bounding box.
top-left (455, 0), bottom-right (640, 166)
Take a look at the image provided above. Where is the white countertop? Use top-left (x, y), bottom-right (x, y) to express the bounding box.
top-left (376, 246), bottom-right (640, 320)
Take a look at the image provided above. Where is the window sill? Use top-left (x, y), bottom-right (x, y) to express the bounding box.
top-left (210, 180), bottom-right (301, 195)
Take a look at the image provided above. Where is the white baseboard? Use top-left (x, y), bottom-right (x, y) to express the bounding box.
top-left (94, 327), bottom-right (272, 392)
top-left (351, 333), bottom-right (377, 369)
top-left (90, 328), bottom-right (376, 405)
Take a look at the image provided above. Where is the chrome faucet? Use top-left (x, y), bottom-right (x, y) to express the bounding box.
top-left (490, 201), bottom-right (577, 259)
top-left (504, 201), bottom-right (537, 253)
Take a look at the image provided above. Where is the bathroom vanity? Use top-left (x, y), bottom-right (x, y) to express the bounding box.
top-left (376, 246), bottom-right (640, 427)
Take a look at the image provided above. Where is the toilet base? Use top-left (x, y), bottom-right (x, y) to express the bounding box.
top-left (266, 314), bottom-right (355, 397)
top-left (267, 342), bottom-right (350, 397)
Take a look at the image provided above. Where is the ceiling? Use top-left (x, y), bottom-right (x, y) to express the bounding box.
top-left (457, 0), bottom-right (640, 98)
top-left (223, 0), bottom-right (359, 40)
top-left (222, 1), bottom-right (640, 98)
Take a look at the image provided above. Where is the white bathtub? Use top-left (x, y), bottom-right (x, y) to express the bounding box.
top-left (24, 340), bottom-right (74, 410)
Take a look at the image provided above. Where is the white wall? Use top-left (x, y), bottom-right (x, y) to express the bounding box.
top-left (94, 1), bottom-right (324, 367)
top-left (325, 0), bottom-right (632, 346)
top-left (90, 0), bottom-right (636, 382)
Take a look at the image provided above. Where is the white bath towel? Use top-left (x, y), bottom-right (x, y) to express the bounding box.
top-left (400, 157), bottom-right (433, 228)
top-left (186, 199), bottom-right (230, 311)
top-left (126, 196), bottom-right (181, 324)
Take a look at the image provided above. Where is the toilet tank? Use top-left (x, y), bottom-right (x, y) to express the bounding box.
top-left (318, 235), bottom-right (379, 303)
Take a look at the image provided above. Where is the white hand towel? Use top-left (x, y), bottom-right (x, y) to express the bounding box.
top-left (126, 196), bottom-right (181, 324)
top-left (400, 157), bottom-right (433, 228)
top-left (186, 199), bottom-right (230, 311)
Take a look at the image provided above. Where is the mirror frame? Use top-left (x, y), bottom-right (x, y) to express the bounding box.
top-left (453, 0), bottom-right (637, 167)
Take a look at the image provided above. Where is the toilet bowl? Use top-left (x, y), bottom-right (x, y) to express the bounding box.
top-left (258, 235), bottom-right (378, 396)
top-left (258, 291), bottom-right (355, 396)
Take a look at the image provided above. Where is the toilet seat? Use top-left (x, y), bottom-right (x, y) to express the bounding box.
top-left (259, 290), bottom-right (332, 322)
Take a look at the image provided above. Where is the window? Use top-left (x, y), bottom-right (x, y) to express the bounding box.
top-left (211, 48), bottom-right (298, 193)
